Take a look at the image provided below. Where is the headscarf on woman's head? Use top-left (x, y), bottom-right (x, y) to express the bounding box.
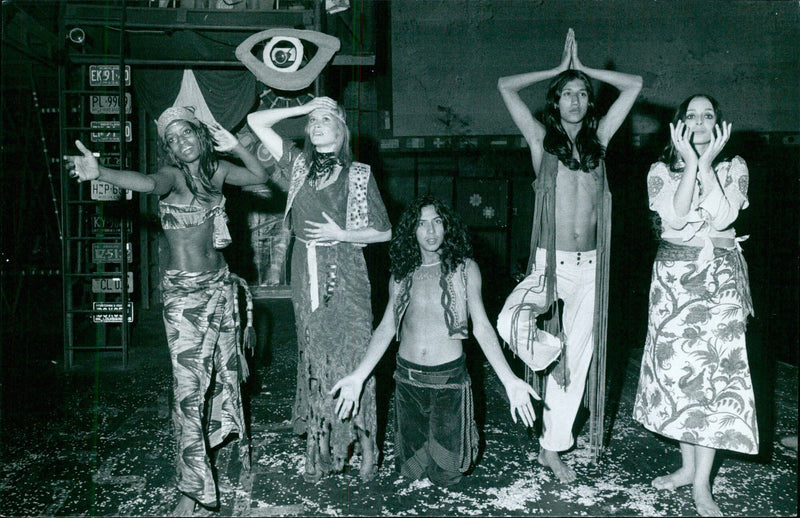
top-left (156, 106), bottom-right (220, 202)
top-left (302, 101), bottom-right (352, 169)
top-left (156, 106), bottom-right (201, 140)
top-left (310, 105), bottom-right (346, 125)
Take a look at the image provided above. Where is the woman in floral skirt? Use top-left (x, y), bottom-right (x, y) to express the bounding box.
top-left (633, 94), bottom-right (758, 517)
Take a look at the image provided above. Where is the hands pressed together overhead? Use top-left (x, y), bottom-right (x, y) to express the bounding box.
top-left (558, 28), bottom-right (584, 72)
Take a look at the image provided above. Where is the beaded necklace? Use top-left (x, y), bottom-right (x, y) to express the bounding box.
top-left (413, 261), bottom-right (442, 281)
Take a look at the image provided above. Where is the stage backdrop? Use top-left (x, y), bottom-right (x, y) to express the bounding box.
top-left (390, 0), bottom-right (799, 136)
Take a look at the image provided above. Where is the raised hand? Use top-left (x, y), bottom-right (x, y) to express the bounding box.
top-left (670, 120), bottom-right (697, 165)
top-left (570, 28), bottom-right (584, 71)
top-left (329, 375), bottom-right (363, 421)
top-left (306, 95), bottom-right (339, 113)
top-left (64, 140), bottom-right (100, 182)
top-left (559, 28), bottom-right (575, 71)
top-left (698, 122), bottom-right (732, 168)
top-left (304, 212), bottom-right (344, 242)
top-left (504, 377), bottom-right (541, 428)
top-left (208, 122), bottom-right (239, 153)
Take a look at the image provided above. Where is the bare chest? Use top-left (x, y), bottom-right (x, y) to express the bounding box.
top-left (556, 168), bottom-right (600, 216)
top-left (405, 274), bottom-right (446, 331)
top-left (554, 167), bottom-right (600, 249)
top-left (408, 272), bottom-right (441, 312)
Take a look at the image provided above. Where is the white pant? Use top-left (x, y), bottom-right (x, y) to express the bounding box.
top-left (497, 248), bottom-right (596, 452)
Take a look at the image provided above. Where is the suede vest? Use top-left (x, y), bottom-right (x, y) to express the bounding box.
top-left (283, 153), bottom-right (371, 243)
top-left (527, 151), bottom-right (610, 338)
top-left (393, 262), bottom-right (469, 340)
top-left (525, 150), bottom-right (612, 462)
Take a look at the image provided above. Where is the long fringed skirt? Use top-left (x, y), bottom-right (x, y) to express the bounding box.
top-left (290, 242), bottom-right (377, 474)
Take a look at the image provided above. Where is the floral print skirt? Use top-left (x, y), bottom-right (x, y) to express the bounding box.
top-left (633, 243), bottom-right (759, 454)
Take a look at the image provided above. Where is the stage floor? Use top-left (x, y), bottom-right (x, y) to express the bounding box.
top-left (1, 300), bottom-right (796, 516)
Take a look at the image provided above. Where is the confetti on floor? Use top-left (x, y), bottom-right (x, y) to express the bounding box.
top-left (1, 301), bottom-right (796, 516)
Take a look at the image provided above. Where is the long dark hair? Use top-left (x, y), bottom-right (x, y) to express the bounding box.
top-left (542, 70), bottom-right (604, 171)
top-left (390, 195), bottom-right (473, 280)
top-left (659, 94), bottom-right (726, 172)
top-left (159, 120), bottom-right (221, 203)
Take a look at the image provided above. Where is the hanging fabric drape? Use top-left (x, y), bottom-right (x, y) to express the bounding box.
top-left (133, 68), bottom-right (257, 131)
top-left (172, 70), bottom-right (220, 127)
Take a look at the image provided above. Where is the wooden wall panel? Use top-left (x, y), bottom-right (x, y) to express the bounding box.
top-left (390, 0), bottom-right (800, 136)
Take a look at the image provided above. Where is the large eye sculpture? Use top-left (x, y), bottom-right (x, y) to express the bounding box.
top-left (236, 28), bottom-right (341, 91)
top-left (265, 37), bottom-right (303, 73)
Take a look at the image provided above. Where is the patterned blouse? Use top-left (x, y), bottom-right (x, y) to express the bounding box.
top-left (647, 156), bottom-right (749, 261)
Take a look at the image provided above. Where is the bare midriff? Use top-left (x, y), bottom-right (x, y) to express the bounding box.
top-left (554, 166), bottom-right (599, 252)
top-left (163, 222), bottom-right (226, 272)
top-left (397, 270), bottom-right (463, 366)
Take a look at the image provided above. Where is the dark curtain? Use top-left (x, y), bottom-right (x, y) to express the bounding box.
top-left (133, 68), bottom-right (257, 131)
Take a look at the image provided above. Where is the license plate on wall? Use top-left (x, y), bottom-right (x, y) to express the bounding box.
top-left (89, 65), bottom-right (130, 87)
top-left (91, 214), bottom-right (132, 233)
top-left (91, 180), bottom-right (133, 201)
top-left (92, 273), bottom-right (134, 293)
top-left (92, 302), bottom-right (134, 323)
top-left (90, 93), bottom-right (132, 114)
top-left (90, 120), bottom-right (132, 143)
top-left (92, 242), bottom-right (132, 263)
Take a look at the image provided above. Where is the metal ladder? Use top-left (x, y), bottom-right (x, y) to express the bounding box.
top-left (58, 0), bottom-right (134, 369)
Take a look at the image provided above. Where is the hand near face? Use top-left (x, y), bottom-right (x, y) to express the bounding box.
top-left (306, 96), bottom-right (339, 114)
top-left (670, 120), bottom-right (698, 165)
top-left (698, 122), bottom-right (732, 168)
top-left (64, 140), bottom-right (100, 182)
top-left (208, 122), bottom-right (239, 153)
top-left (304, 212), bottom-right (344, 242)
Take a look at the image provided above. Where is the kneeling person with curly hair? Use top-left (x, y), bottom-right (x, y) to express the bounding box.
top-left (330, 194), bottom-right (540, 486)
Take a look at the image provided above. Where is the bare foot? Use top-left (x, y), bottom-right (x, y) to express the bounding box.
top-left (359, 438), bottom-right (377, 482)
top-left (172, 495), bottom-right (195, 517)
top-left (303, 461), bottom-right (323, 483)
top-left (651, 467), bottom-right (694, 490)
top-left (303, 440), bottom-right (322, 483)
top-left (538, 449), bottom-right (576, 483)
top-left (693, 483), bottom-right (722, 517)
